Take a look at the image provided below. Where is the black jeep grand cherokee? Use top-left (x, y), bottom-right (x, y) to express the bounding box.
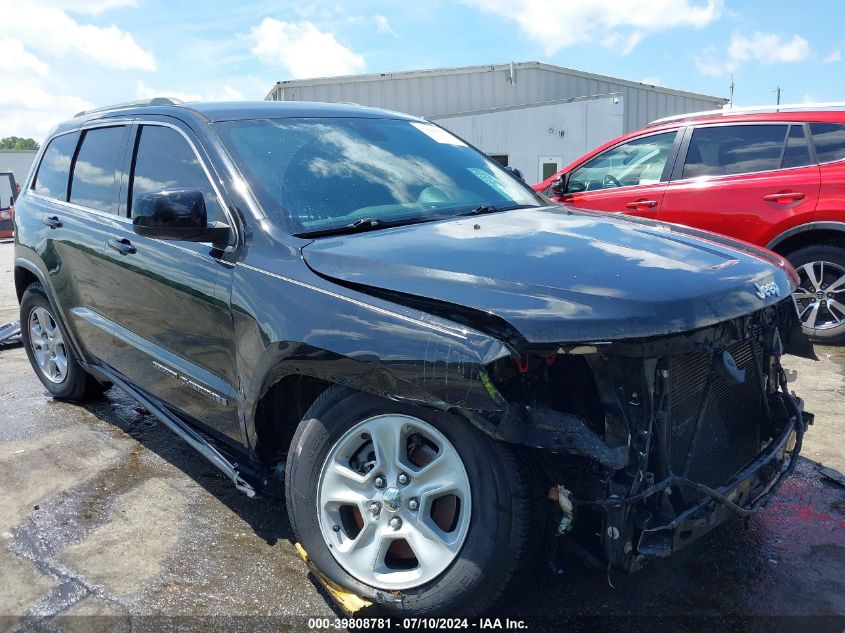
top-left (14, 99), bottom-right (809, 616)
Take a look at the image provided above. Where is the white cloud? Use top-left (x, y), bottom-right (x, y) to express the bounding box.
top-left (7, 1), bottom-right (155, 71)
top-left (0, 2), bottom-right (154, 139)
top-left (0, 39), bottom-right (48, 76)
top-left (601, 32), bottom-right (642, 55)
top-left (135, 81), bottom-right (245, 103)
top-left (375, 15), bottom-right (399, 38)
top-left (460, 0), bottom-right (722, 54)
top-left (36, 0), bottom-right (139, 14)
top-left (0, 82), bottom-right (94, 140)
top-left (729, 32), bottom-right (810, 64)
top-left (640, 76), bottom-right (662, 87)
top-left (696, 32), bottom-right (811, 77)
top-left (824, 48), bottom-right (842, 63)
top-left (250, 18), bottom-right (365, 78)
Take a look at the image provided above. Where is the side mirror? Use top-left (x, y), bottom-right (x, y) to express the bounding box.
top-left (505, 166), bottom-right (525, 181)
top-left (550, 173), bottom-right (569, 196)
top-left (132, 188), bottom-right (229, 244)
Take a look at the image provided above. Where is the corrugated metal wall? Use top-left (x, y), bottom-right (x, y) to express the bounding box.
top-left (267, 63), bottom-right (726, 133)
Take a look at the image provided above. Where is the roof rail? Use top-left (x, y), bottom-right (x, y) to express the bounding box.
top-left (74, 97), bottom-right (184, 118)
top-left (648, 101), bottom-right (845, 127)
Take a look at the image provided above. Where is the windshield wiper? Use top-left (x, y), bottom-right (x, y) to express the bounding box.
top-left (346, 218), bottom-right (381, 232)
top-left (456, 204), bottom-right (537, 217)
top-left (295, 216), bottom-right (429, 239)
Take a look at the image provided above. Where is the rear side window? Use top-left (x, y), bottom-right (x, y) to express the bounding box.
top-left (682, 124), bottom-right (788, 178)
top-left (129, 125), bottom-right (225, 224)
top-left (809, 123), bottom-right (845, 163)
top-left (69, 126), bottom-right (126, 213)
top-left (33, 132), bottom-right (79, 201)
top-left (781, 125), bottom-right (813, 169)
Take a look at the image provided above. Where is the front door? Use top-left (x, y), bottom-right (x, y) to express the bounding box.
top-left (553, 130), bottom-right (679, 219)
top-left (97, 121), bottom-right (242, 444)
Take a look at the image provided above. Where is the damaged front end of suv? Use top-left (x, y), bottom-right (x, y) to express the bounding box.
top-left (479, 299), bottom-right (810, 572)
top-left (300, 205), bottom-right (814, 581)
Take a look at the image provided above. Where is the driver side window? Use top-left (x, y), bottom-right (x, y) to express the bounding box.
top-left (568, 131), bottom-right (677, 193)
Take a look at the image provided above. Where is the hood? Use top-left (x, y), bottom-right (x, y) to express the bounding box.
top-left (301, 206), bottom-right (795, 344)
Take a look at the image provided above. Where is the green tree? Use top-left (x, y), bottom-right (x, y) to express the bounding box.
top-left (0, 136), bottom-right (40, 150)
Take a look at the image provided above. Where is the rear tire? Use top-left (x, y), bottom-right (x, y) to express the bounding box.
top-left (20, 283), bottom-right (111, 401)
top-left (787, 245), bottom-right (845, 344)
top-left (285, 386), bottom-right (542, 616)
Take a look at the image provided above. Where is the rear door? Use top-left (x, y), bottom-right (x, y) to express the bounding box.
top-left (96, 119), bottom-right (243, 444)
top-left (660, 123), bottom-right (820, 245)
top-left (29, 125), bottom-right (130, 362)
top-left (554, 129), bottom-right (681, 219)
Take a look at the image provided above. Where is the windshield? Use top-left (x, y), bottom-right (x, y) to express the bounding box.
top-left (213, 117), bottom-right (544, 235)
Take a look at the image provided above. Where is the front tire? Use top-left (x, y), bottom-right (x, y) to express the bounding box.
top-left (20, 283), bottom-right (110, 401)
top-left (285, 386), bottom-right (539, 616)
top-left (787, 245), bottom-right (845, 344)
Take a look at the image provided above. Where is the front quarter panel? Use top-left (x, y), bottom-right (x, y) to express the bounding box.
top-left (231, 247), bottom-right (511, 452)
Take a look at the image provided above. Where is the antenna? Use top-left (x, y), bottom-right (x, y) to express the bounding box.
top-left (729, 74), bottom-right (734, 107)
top-left (774, 87), bottom-right (782, 105)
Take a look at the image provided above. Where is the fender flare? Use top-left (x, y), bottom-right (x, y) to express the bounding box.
top-left (14, 257), bottom-right (89, 367)
top-left (766, 221), bottom-right (845, 251)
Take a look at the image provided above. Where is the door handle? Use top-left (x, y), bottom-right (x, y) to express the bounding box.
top-left (763, 192), bottom-right (805, 202)
top-left (42, 215), bottom-right (62, 229)
top-left (625, 199), bottom-right (658, 210)
top-left (107, 238), bottom-right (137, 255)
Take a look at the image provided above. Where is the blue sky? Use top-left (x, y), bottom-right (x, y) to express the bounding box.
top-left (2, 0), bottom-right (844, 140)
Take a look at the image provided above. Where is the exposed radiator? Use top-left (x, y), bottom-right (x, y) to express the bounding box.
top-left (667, 340), bottom-right (764, 488)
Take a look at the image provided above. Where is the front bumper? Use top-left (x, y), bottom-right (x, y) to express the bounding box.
top-left (635, 399), bottom-right (807, 564)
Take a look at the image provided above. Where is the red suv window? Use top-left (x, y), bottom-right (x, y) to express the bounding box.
top-left (682, 124), bottom-right (789, 178)
top-left (809, 122), bottom-right (845, 163)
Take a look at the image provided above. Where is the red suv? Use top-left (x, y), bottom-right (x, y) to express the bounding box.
top-left (534, 107), bottom-right (845, 343)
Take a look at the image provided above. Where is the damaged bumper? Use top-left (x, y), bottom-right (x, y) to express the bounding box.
top-left (478, 300), bottom-right (812, 573)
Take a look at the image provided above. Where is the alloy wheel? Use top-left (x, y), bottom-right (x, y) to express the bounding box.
top-left (28, 306), bottom-right (68, 384)
top-left (317, 414), bottom-right (471, 590)
top-left (793, 260), bottom-right (845, 331)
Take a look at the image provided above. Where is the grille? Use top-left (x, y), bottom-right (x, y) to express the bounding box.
top-left (667, 340), bottom-right (764, 488)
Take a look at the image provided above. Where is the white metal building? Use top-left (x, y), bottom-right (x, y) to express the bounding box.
top-left (266, 61), bottom-right (727, 184)
top-left (0, 150), bottom-right (37, 184)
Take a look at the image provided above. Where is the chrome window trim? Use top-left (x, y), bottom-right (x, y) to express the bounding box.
top-left (817, 157), bottom-right (845, 166)
top-left (668, 160), bottom-right (819, 185)
top-left (28, 191), bottom-right (119, 221)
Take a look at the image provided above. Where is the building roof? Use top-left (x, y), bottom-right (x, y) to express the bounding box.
top-left (267, 61), bottom-right (727, 105)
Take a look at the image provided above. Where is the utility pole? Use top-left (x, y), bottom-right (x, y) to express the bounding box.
top-left (774, 86), bottom-right (782, 105)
